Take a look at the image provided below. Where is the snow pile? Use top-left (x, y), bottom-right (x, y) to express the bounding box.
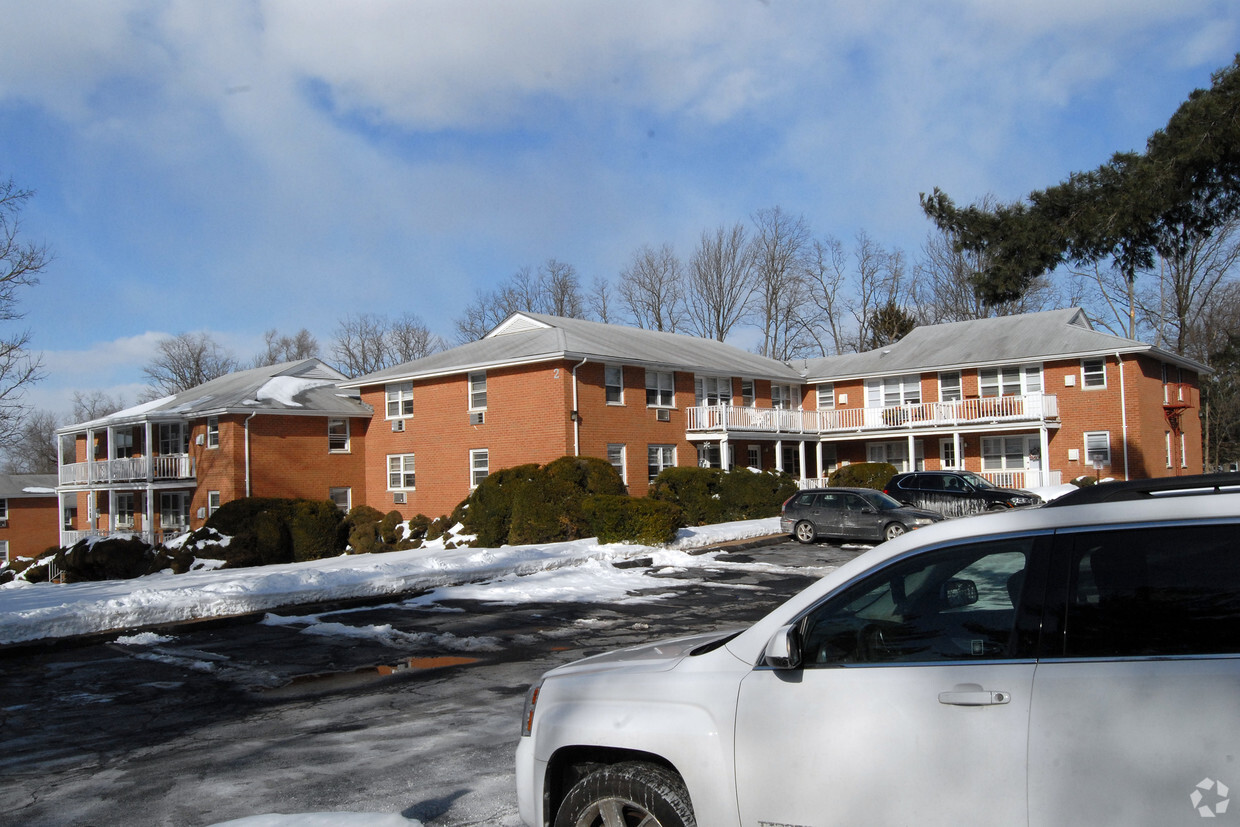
top-left (0, 518), bottom-right (783, 645)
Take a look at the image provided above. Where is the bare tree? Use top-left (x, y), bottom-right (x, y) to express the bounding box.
top-left (750, 206), bottom-right (813, 359)
top-left (254, 328), bottom-right (319, 367)
top-left (332, 313), bottom-right (393, 377)
top-left (803, 236), bottom-right (851, 355)
top-left (1141, 219), bottom-right (1240, 359)
top-left (541, 259), bottom-right (585, 318)
top-left (388, 312), bottom-right (446, 363)
top-left (847, 231), bottom-right (907, 353)
top-left (3, 408), bottom-right (58, 474)
top-left (586, 275), bottom-right (615, 323)
top-left (618, 244), bottom-right (687, 332)
top-left (454, 259), bottom-right (587, 342)
top-left (685, 224), bottom-right (754, 341)
top-left (72, 389), bottom-right (126, 422)
top-left (142, 332), bottom-right (239, 398)
top-left (0, 177), bottom-right (51, 445)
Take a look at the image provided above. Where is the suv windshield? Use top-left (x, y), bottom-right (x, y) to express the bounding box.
top-left (861, 490), bottom-right (906, 510)
top-left (958, 472), bottom-right (994, 489)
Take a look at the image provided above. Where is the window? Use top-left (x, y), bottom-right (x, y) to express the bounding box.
top-left (1165, 431), bottom-right (1173, 469)
top-left (940, 439), bottom-right (957, 469)
top-left (939, 371), bottom-right (961, 402)
top-left (388, 454), bottom-right (416, 490)
top-left (114, 429), bottom-right (135, 459)
top-left (469, 372), bottom-right (487, 410)
top-left (799, 537), bottom-right (1035, 666)
top-left (747, 445), bottom-right (761, 468)
top-left (0, 498), bottom-right (7, 521)
top-left (772, 384), bottom-right (798, 410)
top-left (158, 423), bottom-right (186, 455)
top-left (386, 381), bottom-right (413, 418)
top-left (470, 449), bottom-right (489, 488)
top-left (329, 487), bottom-right (351, 513)
top-left (866, 375), bottom-right (919, 407)
top-left (607, 444), bottom-right (626, 484)
top-left (160, 492), bottom-right (188, 530)
top-left (741, 379), bottom-right (755, 407)
top-left (206, 417), bottom-right (219, 449)
top-left (1084, 431), bottom-right (1111, 467)
top-left (63, 505), bottom-right (76, 531)
top-left (867, 440), bottom-right (923, 472)
top-left (328, 418), bottom-right (350, 452)
top-left (817, 383), bottom-right (835, 409)
top-left (0, 540), bottom-right (8, 564)
top-left (648, 444), bottom-right (675, 482)
top-left (116, 493), bottom-right (135, 528)
top-left (1181, 432), bottom-right (1188, 469)
top-left (1059, 525), bottom-right (1240, 657)
top-left (646, 370), bottom-right (674, 407)
top-left (982, 436), bottom-right (1032, 471)
top-left (208, 491), bottom-right (221, 517)
top-left (980, 365), bottom-right (1041, 397)
top-left (605, 365), bottom-right (624, 404)
top-left (1082, 357), bottom-right (1107, 389)
top-left (695, 375), bottom-right (732, 406)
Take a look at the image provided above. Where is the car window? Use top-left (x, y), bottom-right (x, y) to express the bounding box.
top-left (792, 492), bottom-right (816, 507)
top-left (798, 537), bottom-right (1036, 666)
top-left (920, 475), bottom-right (945, 491)
top-left (1060, 524), bottom-right (1240, 658)
top-left (819, 493), bottom-right (842, 508)
top-left (842, 493), bottom-right (869, 512)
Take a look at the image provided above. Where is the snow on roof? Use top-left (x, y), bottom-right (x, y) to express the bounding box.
top-left (0, 474), bottom-right (58, 498)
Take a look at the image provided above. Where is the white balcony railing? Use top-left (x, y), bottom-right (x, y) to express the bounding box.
top-left (687, 394), bottom-right (1059, 436)
top-left (58, 454), bottom-right (196, 486)
top-left (60, 527), bottom-right (186, 548)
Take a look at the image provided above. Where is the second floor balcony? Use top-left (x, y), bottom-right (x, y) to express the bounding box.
top-left (59, 454), bottom-right (196, 487)
top-left (687, 394), bottom-right (1059, 437)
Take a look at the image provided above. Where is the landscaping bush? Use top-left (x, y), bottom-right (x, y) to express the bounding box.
top-left (457, 463), bottom-right (542, 547)
top-left (648, 466), bottom-right (728, 526)
top-left (58, 536), bottom-right (155, 582)
top-left (224, 509), bottom-right (294, 568)
top-left (508, 471), bottom-right (586, 546)
top-left (543, 455), bottom-right (627, 496)
top-left (289, 500), bottom-right (347, 561)
top-left (208, 497), bottom-right (345, 563)
top-left (717, 469), bottom-right (799, 519)
top-left (583, 494), bottom-right (683, 545)
top-left (407, 514), bottom-right (431, 540)
top-left (827, 461), bottom-right (899, 490)
top-left (379, 510), bottom-right (405, 545)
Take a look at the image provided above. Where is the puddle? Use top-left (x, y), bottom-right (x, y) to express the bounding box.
top-left (263, 655), bottom-right (482, 696)
top-left (376, 656), bottom-right (480, 675)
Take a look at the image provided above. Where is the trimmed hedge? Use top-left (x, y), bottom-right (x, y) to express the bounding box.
top-left (206, 496), bottom-right (347, 565)
top-left (827, 462), bottom-right (899, 490)
top-left (583, 494), bottom-right (682, 545)
top-left (649, 466), bottom-right (798, 526)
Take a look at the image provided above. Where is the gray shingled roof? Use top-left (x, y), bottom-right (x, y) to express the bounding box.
top-left (60, 359), bottom-right (372, 433)
top-left (0, 473), bottom-right (58, 498)
top-left (800, 308), bottom-right (1209, 382)
top-left (343, 312), bottom-right (804, 387)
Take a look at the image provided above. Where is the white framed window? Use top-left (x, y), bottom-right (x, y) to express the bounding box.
top-left (114, 429), bottom-right (135, 459)
top-left (160, 492), bottom-right (189, 530)
top-left (1165, 431), bottom-right (1173, 469)
top-left (980, 365), bottom-right (1042, 397)
top-left (116, 493), bottom-right (135, 528)
top-left (741, 379), bottom-right (755, 407)
top-left (0, 498), bottom-right (7, 522)
top-left (1084, 431), bottom-right (1111, 467)
top-left (206, 417), bottom-right (220, 449)
top-left (816, 383), bottom-right (835, 409)
top-left (866, 375), bottom-right (920, 407)
top-left (772, 384), bottom-right (799, 410)
top-left (469, 372), bottom-right (487, 410)
top-left (329, 487), bottom-right (351, 513)
top-left (158, 422), bottom-right (186, 455)
top-left (208, 490), bottom-right (221, 516)
top-left (1181, 432), bottom-right (1188, 468)
top-left (648, 444), bottom-right (676, 482)
top-left (646, 370), bottom-right (674, 407)
top-left (605, 365), bottom-right (624, 405)
top-left (866, 440), bottom-right (924, 472)
top-left (607, 443), bottom-right (627, 484)
top-left (386, 381), bottom-right (413, 418)
top-left (388, 454), bottom-right (416, 490)
top-left (694, 375), bottom-right (732, 406)
top-left (1081, 357), bottom-right (1107, 389)
top-left (939, 371), bottom-right (962, 402)
top-left (0, 540), bottom-right (8, 564)
top-left (328, 418), bottom-right (350, 452)
top-left (982, 436), bottom-right (1034, 471)
top-left (747, 445), bottom-right (761, 468)
top-left (470, 449), bottom-right (489, 488)
top-left (940, 438), bottom-right (958, 469)
top-left (63, 505), bottom-right (76, 530)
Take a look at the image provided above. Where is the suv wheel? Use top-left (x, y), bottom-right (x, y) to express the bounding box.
top-left (794, 520), bottom-right (817, 544)
top-left (883, 522), bottom-right (906, 541)
top-left (555, 761), bottom-right (696, 827)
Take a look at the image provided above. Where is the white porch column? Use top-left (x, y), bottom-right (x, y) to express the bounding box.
top-left (145, 487), bottom-right (156, 542)
top-left (798, 441), bottom-right (808, 484)
top-left (775, 439), bottom-right (784, 472)
top-left (720, 437), bottom-right (730, 471)
top-left (56, 490), bottom-right (65, 548)
top-left (816, 442), bottom-right (824, 479)
top-left (954, 432), bottom-right (963, 470)
top-left (145, 421), bottom-right (154, 481)
top-left (907, 433), bottom-right (917, 472)
top-left (1039, 426), bottom-right (1051, 487)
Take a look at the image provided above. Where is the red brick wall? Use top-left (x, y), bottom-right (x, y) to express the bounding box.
top-left (0, 497), bottom-right (60, 562)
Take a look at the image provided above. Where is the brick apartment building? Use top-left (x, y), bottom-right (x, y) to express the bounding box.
top-left (55, 359), bottom-right (372, 547)
top-left (0, 473), bottom-right (59, 564)
top-left (343, 308), bottom-right (1207, 520)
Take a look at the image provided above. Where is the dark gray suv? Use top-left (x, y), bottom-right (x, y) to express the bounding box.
top-left (886, 470), bottom-right (1041, 516)
top-left (780, 487), bottom-right (942, 543)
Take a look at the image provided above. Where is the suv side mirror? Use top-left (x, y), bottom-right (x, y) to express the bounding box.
top-left (763, 624), bottom-right (803, 670)
top-left (941, 578), bottom-right (979, 609)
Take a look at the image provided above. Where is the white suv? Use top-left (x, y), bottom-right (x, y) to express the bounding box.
top-left (516, 474), bottom-right (1240, 826)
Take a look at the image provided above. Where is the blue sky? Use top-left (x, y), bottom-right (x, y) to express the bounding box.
top-left (1, 0), bottom-right (1237, 417)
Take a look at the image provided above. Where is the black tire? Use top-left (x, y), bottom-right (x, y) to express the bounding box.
top-left (794, 520), bottom-right (817, 544)
top-left (554, 761), bottom-right (696, 827)
top-left (883, 522), bottom-right (906, 541)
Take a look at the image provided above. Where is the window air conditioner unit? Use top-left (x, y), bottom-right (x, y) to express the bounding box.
top-left (656, 408), bottom-right (671, 422)
top-left (393, 492), bottom-right (407, 504)
top-left (391, 419), bottom-right (405, 433)
top-left (469, 411), bottom-right (485, 425)
top-left (196, 507), bottom-right (206, 520)
top-left (195, 434), bottom-right (205, 446)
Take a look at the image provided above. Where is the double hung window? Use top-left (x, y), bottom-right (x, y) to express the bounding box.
top-left (605, 366), bottom-right (624, 404)
top-left (646, 370), bottom-right (674, 407)
top-left (386, 382), bottom-right (413, 418)
top-left (388, 454), bottom-right (416, 490)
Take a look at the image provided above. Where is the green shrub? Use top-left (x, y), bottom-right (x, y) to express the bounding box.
top-left (827, 462), bottom-right (899, 490)
top-left (58, 536), bottom-right (155, 581)
top-left (379, 510), bottom-right (404, 545)
top-left (508, 472), bottom-right (586, 545)
top-left (428, 515), bottom-right (453, 541)
top-left (544, 455), bottom-right (627, 496)
top-left (584, 494), bottom-right (684, 544)
top-left (206, 497), bottom-right (292, 535)
top-left (717, 469), bottom-right (800, 519)
top-left (289, 500), bottom-right (346, 562)
top-left (407, 514), bottom-right (431, 540)
top-left (648, 466), bottom-right (727, 526)
top-left (457, 463), bottom-right (542, 547)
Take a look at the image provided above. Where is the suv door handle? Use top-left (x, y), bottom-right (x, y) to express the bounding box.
top-left (938, 683), bottom-right (1011, 706)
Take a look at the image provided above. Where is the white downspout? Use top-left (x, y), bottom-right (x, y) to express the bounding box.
top-left (1116, 352), bottom-right (1129, 480)
top-left (244, 412), bottom-right (258, 496)
top-left (571, 357), bottom-right (588, 456)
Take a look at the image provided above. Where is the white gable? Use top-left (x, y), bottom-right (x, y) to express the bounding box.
top-left (487, 313), bottom-right (553, 338)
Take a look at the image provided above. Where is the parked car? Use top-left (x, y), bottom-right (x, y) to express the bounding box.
top-left (780, 486), bottom-right (941, 543)
top-left (885, 469), bottom-right (1041, 516)
top-left (516, 474), bottom-right (1240, 827)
